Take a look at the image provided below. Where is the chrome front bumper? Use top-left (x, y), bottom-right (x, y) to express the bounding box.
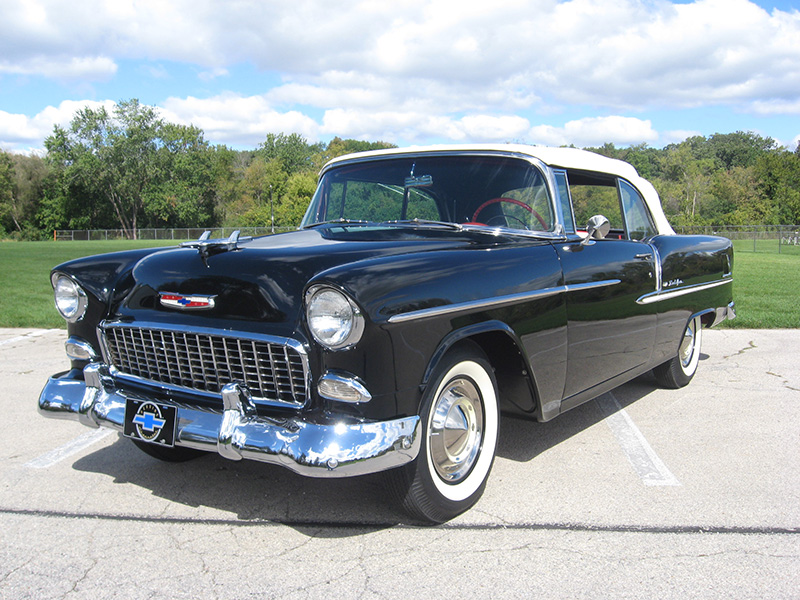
top-left (39, 363), bottom-right (421, 478)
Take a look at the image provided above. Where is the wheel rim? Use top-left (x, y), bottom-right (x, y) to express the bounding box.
top-left (679, 319), bottom-right (697, 368)
top-left (429, 377), bottom-right (484, 483)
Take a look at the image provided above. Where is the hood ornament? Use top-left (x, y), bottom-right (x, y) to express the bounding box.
top-left (180, 230), bottom-right (250, 266)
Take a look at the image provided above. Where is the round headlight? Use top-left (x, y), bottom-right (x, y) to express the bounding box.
top-left (52, 274), bottom-right (88, 323)
top-left (306, 286), bottom-right (364, 350)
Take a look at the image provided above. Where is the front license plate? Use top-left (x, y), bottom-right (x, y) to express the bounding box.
top-left (123, 399), bottom-right (177, 447)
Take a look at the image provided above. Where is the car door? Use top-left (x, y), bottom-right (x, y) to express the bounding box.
top-left (553, 171), bottom-right (658, 405)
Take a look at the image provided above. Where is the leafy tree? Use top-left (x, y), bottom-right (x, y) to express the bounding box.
top-left (239, 157), bottom-right (287, 229)
top-left (0, 152), bottom-right (13, 235)
top-left (709, 166), bottom-right (762, 225)
top-left (755, 150), bottom-right (800, 225)
top-left (0, 152), bottom-right (53, 238)
top-left (656, 143), bottom-right (716, 224)
top-left (323, 137), bottom-right (397, 161)
top-left (277, 171), bottom-right (317, 226)
top-left (259, 133), bottom-right (324, 176)
top-left (707, 131), bottom-right (777, 170)
top-left (45, 99), bottom-right (214, 238)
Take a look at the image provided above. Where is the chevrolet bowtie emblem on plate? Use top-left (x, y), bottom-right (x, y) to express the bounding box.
top-left (159, 292), bottom-right (216, 310)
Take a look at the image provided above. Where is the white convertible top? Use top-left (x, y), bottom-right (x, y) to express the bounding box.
top-left (324, 144), bottom-right (675, 235)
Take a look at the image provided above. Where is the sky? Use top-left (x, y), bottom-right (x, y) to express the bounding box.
top-left (1, 0), bottom-right (799, 155)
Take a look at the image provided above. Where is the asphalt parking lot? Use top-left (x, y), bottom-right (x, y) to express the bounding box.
top-left (1, 327), bottom-right (798, 599)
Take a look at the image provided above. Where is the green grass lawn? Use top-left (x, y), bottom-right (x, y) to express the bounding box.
top-left (732, 238), bottom-right (800, 256)
top-left (723, 251), bottom-right (800, 328)
top-left (0, 240), bottom-right (172, 329)
top-left (0, 239), bottom-right (798, 329)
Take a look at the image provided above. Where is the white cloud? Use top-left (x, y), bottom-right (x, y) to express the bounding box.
top-left (751, 99), bottom-right (800, 115)
top-left (160, 94), bottom-right (321, 146)
top-left (0, 99), bottom-right (116, 153)
top-left (320, 109), bottom-right (531, 143)
top-left (2, 0), bottom-right (800, 150)
top-left (528, 116), bottom-right (659, 147)
top-left (0, 55), bottom-right (117, 81)
top-left (3, 0), bottom-right (798, 111)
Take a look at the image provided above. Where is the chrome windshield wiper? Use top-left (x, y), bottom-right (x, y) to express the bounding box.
top-left (384, 219), bottom-right (463, 231)
top-left (302, 219), bottom-right (372, 229)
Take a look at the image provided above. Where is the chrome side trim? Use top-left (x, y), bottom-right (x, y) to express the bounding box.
top-left (387, 279), bottom-right (622, 324)
top-left (564, 279), bottom-right (622, 293)
top-left (636, 278), bottom-right (733, 305)
top-left (650, 243), bottom-right (663, 293)
top-left (387, 286), bottom-right (564, 324)
top-left (38, 365), bottom-right (420, 478)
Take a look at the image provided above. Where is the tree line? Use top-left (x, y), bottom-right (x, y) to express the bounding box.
top-left (1, 99), bottom-right (799, 239)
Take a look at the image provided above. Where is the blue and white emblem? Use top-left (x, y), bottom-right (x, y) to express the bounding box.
top-left (132, 402), bottom-right (167, 442)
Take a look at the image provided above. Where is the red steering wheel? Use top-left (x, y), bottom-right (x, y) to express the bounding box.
top-left (471, 197), bottom-right (548, 230)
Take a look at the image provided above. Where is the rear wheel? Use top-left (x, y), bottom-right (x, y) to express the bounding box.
top-left (389, 344), bottom-right (499, 523)
top-left (131, 439), bottom-right (206, 462)
top-left (653, 315), bottom-right (703, 389)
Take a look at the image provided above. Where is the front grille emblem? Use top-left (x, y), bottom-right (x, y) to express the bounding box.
top-left (159, 292), bottom-right (216, 310)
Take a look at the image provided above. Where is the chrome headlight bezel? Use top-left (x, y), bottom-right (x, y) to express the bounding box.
top-left (52, 273), bottom-right (88, 323)
top-left (305, 285), bottom-right (365, 351)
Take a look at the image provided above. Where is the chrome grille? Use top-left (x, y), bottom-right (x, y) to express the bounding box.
top-left (101, 324), bottom-right (308, 407)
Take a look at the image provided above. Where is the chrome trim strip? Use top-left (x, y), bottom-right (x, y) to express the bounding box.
top-left (38, 366), bottom-right (420, 478)
top-left (564, 279), bottom-right (622, 293)
top-left (651, 243), bottom-right (663, 292)
top-left (387, 279), bottom-right (621, 324)
top-left (387, 286), bottom-right (564, 324)
top-left (636, 278), bottom-right (733, 305)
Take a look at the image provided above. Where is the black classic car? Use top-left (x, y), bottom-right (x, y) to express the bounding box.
top-left (39, 145), bottom-right (735, 522)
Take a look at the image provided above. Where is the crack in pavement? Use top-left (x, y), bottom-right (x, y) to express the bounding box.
top-left (2, 507), bottom-right (798, 536)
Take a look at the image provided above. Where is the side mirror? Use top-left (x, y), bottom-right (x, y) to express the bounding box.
top-left (582, 215), bottom-right (610, 245)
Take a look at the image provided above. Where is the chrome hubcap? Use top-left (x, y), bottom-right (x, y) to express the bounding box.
top-left (429, 377), bottom-right (484, 483)
top-left (679, 321), bottom-right (696, 368)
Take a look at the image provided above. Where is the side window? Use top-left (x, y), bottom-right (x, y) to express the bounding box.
top-left (619, 180), bottom-right (656, 241)
top-left (565, 170), bottom-right (624, 236)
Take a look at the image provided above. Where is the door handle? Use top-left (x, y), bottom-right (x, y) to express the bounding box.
top-left (634, 253), bottom-right (653, 260)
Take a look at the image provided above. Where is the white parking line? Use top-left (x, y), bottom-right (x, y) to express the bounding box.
top-left (25, 429), bottom-right (116, 469)
top-left (595, 392), bottom-right (680, 486)
top-left (0, 329), bottom-right (60, 346)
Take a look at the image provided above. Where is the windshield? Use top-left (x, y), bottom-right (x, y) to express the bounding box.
top-left (301, 155), bottom-right (555, 232)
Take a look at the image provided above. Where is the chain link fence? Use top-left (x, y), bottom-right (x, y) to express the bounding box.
top-left (674, 225), bottom-right (800, 254)
top-left (53, 226), bottom-right (295, 242)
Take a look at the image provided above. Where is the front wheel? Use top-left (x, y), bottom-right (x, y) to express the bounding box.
top-left (389, 344), bottom-right (499, 523)
top-left (653, 315), bottom-right (703, 389)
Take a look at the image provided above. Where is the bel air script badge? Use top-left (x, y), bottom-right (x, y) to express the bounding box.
top-left (159, 292), bottom-right (217, 310)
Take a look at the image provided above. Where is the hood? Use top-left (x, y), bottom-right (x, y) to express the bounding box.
top-left (114, 226), bottom-right (489, 333)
